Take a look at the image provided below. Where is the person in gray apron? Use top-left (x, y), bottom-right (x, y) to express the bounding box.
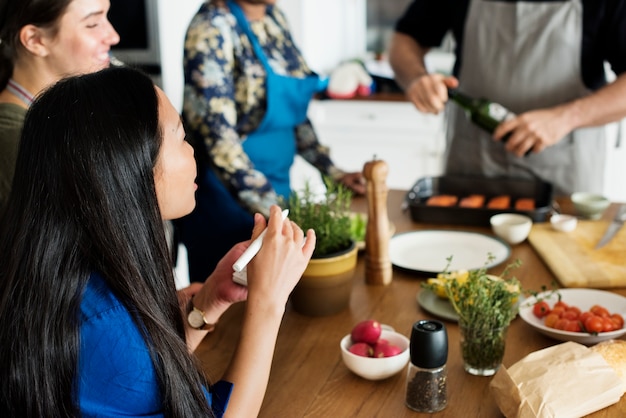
top-left (177, 0), bottom-right (365, 282)
top-left (389, 0), bottom-right (626, 196)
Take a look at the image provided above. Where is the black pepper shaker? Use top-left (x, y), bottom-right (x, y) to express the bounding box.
top-left (405, 320), bottom-right (448, 413)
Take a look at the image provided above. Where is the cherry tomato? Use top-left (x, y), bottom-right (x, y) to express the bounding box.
top-left (579, 311), bottom-right (594, 325)
top-left (584, 316), bottom-right (604, 334)
top-left (554, 301), bottom-right (569, 310)
top-left (611, 313), bottom-right (624, 329)
top-left (566, 306), bottom-right (581, 317)
top-left (561, 309), bottom-right (579, 321)
top-left (591, 305), bottom-right (610, 318)
top-left (551, 306), bottom-right (566, 317)
top-left (544, 313), bottom-right (560, 328)
top-left (533, 301), bottom-right (551, 319)
top-left (564, 320), bottom-right (582, 333)
top-left (602, 317), bottom-right (616, 332)
top-left (554, 318), bottom-right (570, 331)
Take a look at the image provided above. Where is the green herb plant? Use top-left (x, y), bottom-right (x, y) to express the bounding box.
top-left (520, 282), bottom-right (562, 309)
top-left (443, 255), bottom-right (522, 373)
top-left (288, 177), bottom-right (353, 258)
top-left (349, 212), bottom-right (367, 243)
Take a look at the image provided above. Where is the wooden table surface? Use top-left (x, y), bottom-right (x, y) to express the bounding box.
top-left (195, 190), bottom-right (626, 417)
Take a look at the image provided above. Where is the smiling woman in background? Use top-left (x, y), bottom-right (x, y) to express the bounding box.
top-left (0, 0), bottom-right (120, 210)
top-left (0, 66), bottom-right (315, 417)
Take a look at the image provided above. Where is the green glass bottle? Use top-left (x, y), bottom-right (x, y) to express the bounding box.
top-left (447, 89), bottom-right (515, 139)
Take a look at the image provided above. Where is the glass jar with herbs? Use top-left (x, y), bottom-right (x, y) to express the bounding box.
top-left (443, 257), bottom-right (521, 376)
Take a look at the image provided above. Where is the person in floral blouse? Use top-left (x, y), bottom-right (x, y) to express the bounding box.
top-left (176, 0), bottom-right (366, 282)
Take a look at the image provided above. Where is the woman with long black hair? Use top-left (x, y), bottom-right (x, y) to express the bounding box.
top-left (0, 66), bottom-right (315, 417)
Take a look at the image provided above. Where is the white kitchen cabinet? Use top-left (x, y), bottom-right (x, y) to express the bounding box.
top-left (603, 120), bottom-right (626, 202)
top-left (290, 99), bottom-right (446, 193)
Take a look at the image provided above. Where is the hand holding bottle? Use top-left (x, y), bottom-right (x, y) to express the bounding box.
top-left (447, 88), bottom-right (534, 157)
top-left (493, 106), bottom-right (575, 157)
top-left (405, 74), bottom-right (458, 114)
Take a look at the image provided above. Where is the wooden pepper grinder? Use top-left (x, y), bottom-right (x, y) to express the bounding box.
top-left (363, 158), bottom-right (392, 285)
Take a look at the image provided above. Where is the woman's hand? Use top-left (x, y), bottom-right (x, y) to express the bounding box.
top-left (220, 206), bottom-right (315, 416)
top-left (339, 172), bottom-right (366, 195)
top-left (189, 242), bottom-right (251, 324)
top-left (246, 205), bottom-right (316, 310)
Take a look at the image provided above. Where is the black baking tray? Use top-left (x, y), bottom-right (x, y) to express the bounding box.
top-left (405, 176), bottom-right (554, 226)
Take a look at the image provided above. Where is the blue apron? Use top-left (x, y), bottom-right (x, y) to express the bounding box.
top-left (177, 1), bottom-right (321, 282)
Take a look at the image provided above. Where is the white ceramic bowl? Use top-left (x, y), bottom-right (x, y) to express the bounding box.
top-left (340, 328), bottom-right (410, 380)
top-left (490, 213), bottom-right (533, 245)
top-left (550, 214), bottom-right (578, 232)
top-left (571, 192), bottom-right (610, 220)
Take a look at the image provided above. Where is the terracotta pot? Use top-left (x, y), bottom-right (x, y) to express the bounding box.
top-left (290, 242), bottom-right (358, 316)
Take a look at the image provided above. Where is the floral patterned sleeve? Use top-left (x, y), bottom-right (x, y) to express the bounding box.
top-left (182, 4), bottom-right (344, 216)
top-left (182, 5), bottom-right (278, 216)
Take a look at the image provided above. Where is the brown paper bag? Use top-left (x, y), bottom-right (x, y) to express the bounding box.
top-left (490, 341), bottom-right (626, 418)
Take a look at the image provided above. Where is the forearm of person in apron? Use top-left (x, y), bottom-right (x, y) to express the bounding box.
top-left (494, 73), bottom-right (626, 157)
top-left (294, 121), bottom-right (366, 195)
top-left (389, 32), bottom-right (458, 115)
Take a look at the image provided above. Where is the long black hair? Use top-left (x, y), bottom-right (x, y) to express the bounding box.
top-left (0, 0), bottom-right (72, 90)
top-left (0, 67), bottom-right (213, 417)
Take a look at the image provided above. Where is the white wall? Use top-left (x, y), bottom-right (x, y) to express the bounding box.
top-left (282, 0), bottom-right (367, 74)
top-left (157, 0), bottom-right (205, 113)
top-left (157, 0), bottom-right (367, 112)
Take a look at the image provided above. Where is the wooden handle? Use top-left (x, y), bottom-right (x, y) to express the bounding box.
top-left (363, 160), bottom-right (393, 285)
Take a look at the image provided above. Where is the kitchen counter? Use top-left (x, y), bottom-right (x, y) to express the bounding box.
top-left (316, 91), bottom-right (408, 102)
top-left (195, 191), bottom-right (626, 417)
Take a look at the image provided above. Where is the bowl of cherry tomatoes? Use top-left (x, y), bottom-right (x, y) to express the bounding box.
top-left (519, 288), bottom-right (626, 345)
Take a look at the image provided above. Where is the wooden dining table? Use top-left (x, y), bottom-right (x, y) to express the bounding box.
top-left (195, 189), bottom-right (626, 417)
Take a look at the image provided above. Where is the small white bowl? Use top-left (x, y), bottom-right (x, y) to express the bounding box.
top-left (550, 214), bottom-right (578, 232)
top-left (571, 192), bottom-right (610, 220)
top-left (490, 213), bottom-right (533, 245)
top-left (340, 328), bottom-right (410, 380)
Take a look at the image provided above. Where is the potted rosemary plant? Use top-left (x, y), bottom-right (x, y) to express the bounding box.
top-left (288, 178), bottom-right (358, 316)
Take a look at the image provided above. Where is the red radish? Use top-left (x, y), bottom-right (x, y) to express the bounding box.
top-left (374, 343), bottom-right (403, 358)
top-left (348, 342), bottom-right (373, 357)
top-left (372, 339), bottom-right (389, 357)
top-left (351, 320), bottom-right (382, 344)
top-left (376, 338), bottom-right (389, 346)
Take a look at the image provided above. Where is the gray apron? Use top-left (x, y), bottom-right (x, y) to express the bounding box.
top-left (444, 0), bottom-right (605, 196)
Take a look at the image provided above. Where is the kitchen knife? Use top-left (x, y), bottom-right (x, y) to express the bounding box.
top-left (595, 204), bottom-right (626, 249)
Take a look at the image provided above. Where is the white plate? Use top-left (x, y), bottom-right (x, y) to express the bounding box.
top-left (417, 289), bottom-right (459, 322)
top-left (417, 284), bottom-right (520, 323)
top-left (519, 289), bottom-right (626, 345)
top-left (389, 230), bottom-right (510, 274)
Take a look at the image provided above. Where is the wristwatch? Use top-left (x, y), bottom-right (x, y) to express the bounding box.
top-left (187, 305), bottom-right (217, 332)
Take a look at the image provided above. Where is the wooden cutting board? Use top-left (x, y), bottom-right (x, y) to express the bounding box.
top-left (528, 220), bottom-right (626, 288)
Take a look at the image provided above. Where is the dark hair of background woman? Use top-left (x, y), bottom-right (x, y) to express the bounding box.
top-left (0, 67), bottom-right (213, 417)
top-left (0, 0), bottom-right (72, 90)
